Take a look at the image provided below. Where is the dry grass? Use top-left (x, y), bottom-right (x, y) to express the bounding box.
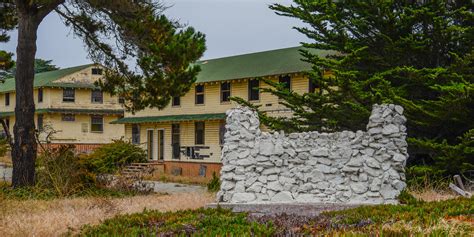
top-left (0, 192), bottom-right (214, 237)
top-left (0, 155), bottom-right (11, 166)
top-left (409, 188), bottom-right (457, 202)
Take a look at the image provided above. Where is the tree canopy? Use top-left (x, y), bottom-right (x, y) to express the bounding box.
top-left (236, 0), bottom-right (473, 180)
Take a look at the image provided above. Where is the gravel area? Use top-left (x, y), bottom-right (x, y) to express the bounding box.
top-left (147, 181), bottom-right (207, 194)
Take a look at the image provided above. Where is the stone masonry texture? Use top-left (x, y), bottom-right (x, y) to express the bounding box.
top-left (217, 104), bottom-right (408, 204)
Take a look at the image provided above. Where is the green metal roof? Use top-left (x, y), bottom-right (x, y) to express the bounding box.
top-left (0, 108), bottom-right (123, 118)
top-left (0, 64), bottom-right (95, 93)
top-left (111, 113), bottom-right (226, 124)
top-left (195, 46), bottom-right (333, 83)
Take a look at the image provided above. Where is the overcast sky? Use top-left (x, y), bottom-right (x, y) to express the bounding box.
top-left (0, 0), bottom-right (308, 68)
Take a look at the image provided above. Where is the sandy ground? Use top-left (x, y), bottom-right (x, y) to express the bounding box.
top-left (0, 192), bottom-right (214, 237)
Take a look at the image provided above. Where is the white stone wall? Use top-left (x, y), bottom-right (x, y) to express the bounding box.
top-left (217, 104), bottom-right (408, 204)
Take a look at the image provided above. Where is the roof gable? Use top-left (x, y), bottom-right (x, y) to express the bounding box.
top-left (0, 64), bottom-right (94, 93)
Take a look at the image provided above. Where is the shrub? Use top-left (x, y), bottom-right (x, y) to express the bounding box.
top-left (207, 172), bottom-right (220, 192)
top-left (80, 139), bottom-right (146, 174)
top-left (36, 145), bottom-right (93, 197)
top-left (0, 138), bottom-right (9, 157)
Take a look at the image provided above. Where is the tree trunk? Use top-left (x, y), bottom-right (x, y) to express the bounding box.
top-left (11, 13), bottom-right (40, 187)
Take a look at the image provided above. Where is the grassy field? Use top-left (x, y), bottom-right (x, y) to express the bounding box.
top-left (0, 192), bottom-right (214, 236)
top-left (78, 196), bottom-right (473, 236)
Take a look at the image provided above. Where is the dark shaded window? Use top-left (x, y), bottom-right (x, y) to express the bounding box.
top-left (195, 122), bottom-right (205, 145)
top-left (132, 124), bottom-right (140, 144)
top-left (91, 89), bottom-right (103, 103)
top-left (219, 121), bottom-right (226, 145)
top-left (91, 68), bottom-right (103, 75)
top-left (62, 114), bottom-right (75, 122)
top-left (279, 75), bottom-right (291, 91)
top-left (118, 97), bottom-right (125, 104)
top-left (172, 124), bottom-right (180, 159)
top-left (248, 79), bottom-right (260, 101)
top-left (220, 82), bottom-right (231, 103)
top-left (195, 85), bottom-right (205, 105)
top-left (5, 93), bottom-right (10, 106)
top-left (37, 114), bottom-right (43, 132)
top-left (309, 78), bottom-right (317, 93)
top-left (38, 88), bottom-right (43, 103)
top-left (172, 96), bottom-right (180, 107)
top-left (91, 115), bottom-right (103, 132)
top-left (63, 88), bottom-right (75, 102)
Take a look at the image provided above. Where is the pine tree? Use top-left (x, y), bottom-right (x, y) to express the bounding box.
top-left (238, 0), bottom-right (473, 178)
top-left (1, 0), bottom-right (205, 187)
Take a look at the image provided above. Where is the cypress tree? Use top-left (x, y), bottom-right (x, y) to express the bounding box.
top-left (236, 0), bottom-right (474, 179)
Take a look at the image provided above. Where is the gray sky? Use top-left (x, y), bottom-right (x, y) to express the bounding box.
top-left (0, 0), bottom-right (308, 68)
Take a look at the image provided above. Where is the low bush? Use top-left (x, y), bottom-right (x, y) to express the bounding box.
top-left (206, 172), bottom-right (220, 192)
top-left (78, 197), bottom-right (474, 236)
top-left (80, 139), bottom-right (146, 174)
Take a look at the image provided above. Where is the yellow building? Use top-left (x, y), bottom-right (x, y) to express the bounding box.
top-left (0, 64), bottom-right (125, 152)
top-left (114, 46), bottom-right (331, 177)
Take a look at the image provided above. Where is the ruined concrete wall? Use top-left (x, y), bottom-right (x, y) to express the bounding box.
top-left (217, 104), bottom-right (408, 204)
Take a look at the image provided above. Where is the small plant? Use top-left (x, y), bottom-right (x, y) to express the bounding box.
top-left (80, 139), bottom-right (147, 174)
top-left (207, 172), bottom-right (220, 192)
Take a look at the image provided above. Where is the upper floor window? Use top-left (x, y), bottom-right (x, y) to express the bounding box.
top-left (309, 78), bottom-right (317, 93)
top-left (131, 124), bottom-right (140, 144)
top-left (91, 115), bottom-right (104, 133)
top-left (195, 121), bottom-right (205, 145)
top-left (5, 93), bottom-right (10, 106)
top-left (172, 96), bottom-right (180, 107)
top-left (118, 96), bottom-right (125, 104)
top-left (63, 88), bottom-right (75, 102)
top-left (91, 89), bottom-right (103, 103)
top-left (195, 85), bottom-right (205, 105)
top-left (91, 68), bottom-right (103, 75)
top-left (38, 88), bottom-right (43, 103)
top-left (220, 82), bottom-right (231, 103)
top-left (37, 114), bottom-right (44, 132)
top-left (279, 75), bottom-right (292, 91)
top-left (248, 79), bottom-right (260, 101)
top-left (62, 114), bottom-right (75, 122)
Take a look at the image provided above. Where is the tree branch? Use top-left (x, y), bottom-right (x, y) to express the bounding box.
top-left (0, 118), bottom-right (13, 148)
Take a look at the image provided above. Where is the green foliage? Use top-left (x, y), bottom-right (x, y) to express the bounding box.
top-left (206, 172), bottom-right (221, 192)
top-left (5, 58), bottom-right (60, 78)
top-left (80, 139), bottom-right (147, 174)
top-left (78, 207), bottom-right (276, 236)
top-left (0, 138), bottom-right (9, 157)
top-left (234, 0), bottom-right (474, 179)
top-left (397, 189), bottom-right (421, 205)
top-left (78, 197), bottom-right (473, 236)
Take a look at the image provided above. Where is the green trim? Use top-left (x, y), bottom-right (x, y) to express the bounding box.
top-left (0, 108), bottom-right (123, 118)
top-left (111, 113), bottom-right (226, 124)
top-left (0, 64), bottom-right (95, 93)
top-left (195, 46), bottom-right (334, 83)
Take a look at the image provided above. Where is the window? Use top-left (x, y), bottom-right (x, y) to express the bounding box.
top-left (172, 124), bottom-right (180, 159)
top-left (219, 121), bottom-right (226, 145)
top-left (220, 82), bottom-right (231, 103)
top-left (279, 75), bottom-right (291, 91)
top-left (118, 97), bottom-right (125, 104)
top-left (172, 96), bottom-right (180, 107)
top-left (38, 88), bottom-right (43, 103)
top-left (91, 115), bottom-right (103, 132)
top-left (91, 68), bottom-right (103, 75)
top-left (62, 114), bottom-right (75, 122)
top-left (37, 114), bottom-right (43, 132)
top-left (195, 85), bottom-right (205, 105)
top-left (309, 78), bottom-right (317, 93)
top-left (63, 88), bottom-right (75, 102)
top-left (248, 79), bottom-right (260, 101)
top-left (5, 93), bottom-right (10, 106)
top-left (195, 122), bottom-right (205, 145)
top-left (131, 124), bottom-right (140, 144)
top-left (91, 89), bottom-right (103, 103)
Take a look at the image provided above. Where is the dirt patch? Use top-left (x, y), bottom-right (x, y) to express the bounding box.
top-left (0, 192), bottom-right (214, 237)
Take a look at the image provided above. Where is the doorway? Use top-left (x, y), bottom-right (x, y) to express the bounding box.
top-left (147, 129), bottom-right (165, 161)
